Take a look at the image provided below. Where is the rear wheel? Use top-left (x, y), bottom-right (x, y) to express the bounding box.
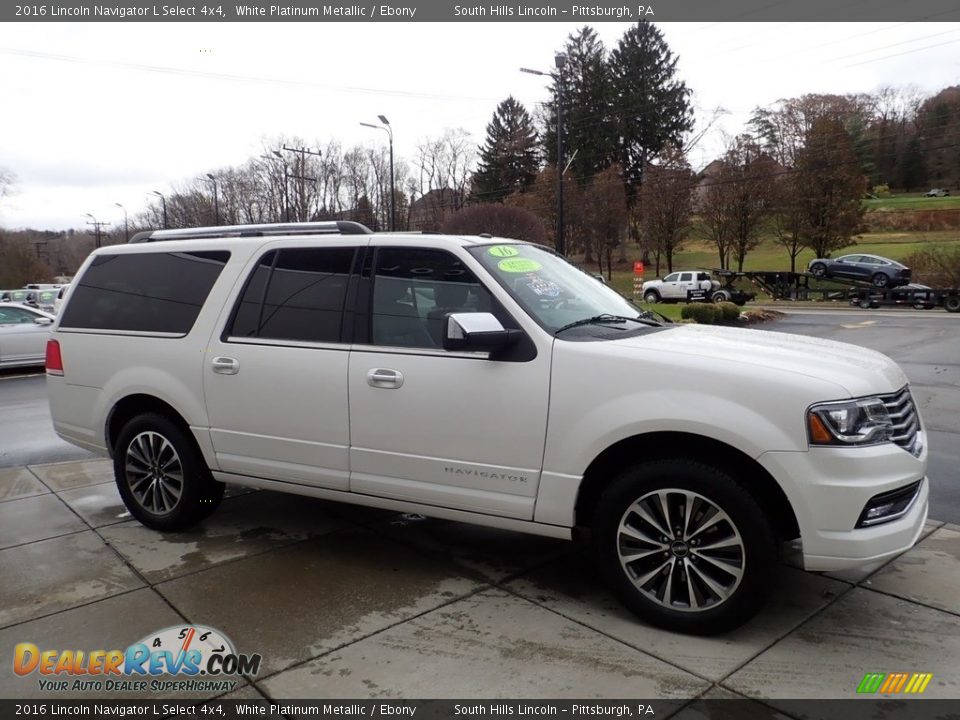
top-left (945, 296), bottom-right (960, 313)
top-left (810, 262), bottom-right (827, 278)
top-left (643, 290), bottom-right (661, 304)
top-left (593, 459), bottom-right (776, 635)
top-left (114, 413), bottom-right (224, 531)
top-left (711, 290), bottom-right (730, 304)
top-left (872, 273), bottom-right (890, 288)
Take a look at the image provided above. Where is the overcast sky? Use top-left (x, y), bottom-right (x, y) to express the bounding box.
top-left (1, 21), bottom-right (959, 231)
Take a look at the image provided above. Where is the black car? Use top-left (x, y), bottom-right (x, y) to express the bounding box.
top-left (807, 254), bottom-right (911, 288)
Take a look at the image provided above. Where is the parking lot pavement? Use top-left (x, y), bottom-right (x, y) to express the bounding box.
top-left (2, 459), bottom-right (959, 706)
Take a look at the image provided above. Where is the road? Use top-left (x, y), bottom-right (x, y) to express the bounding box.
top-left (0, 371), bottom-right (94, 467)
top-left (0, 308), bottom-right (957, 520)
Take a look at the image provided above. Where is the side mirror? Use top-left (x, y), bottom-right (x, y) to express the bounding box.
top-left (443, 313), bottom-right (520, 353)
top-left (34, 317), bottom-right (53, 325)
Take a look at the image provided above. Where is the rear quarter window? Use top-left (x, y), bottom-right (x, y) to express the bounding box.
top-left (59, 250), bottom-right (230, 334)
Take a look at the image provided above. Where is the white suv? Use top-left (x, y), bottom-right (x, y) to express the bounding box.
top-left (47, 222), bottom-right (928, 634)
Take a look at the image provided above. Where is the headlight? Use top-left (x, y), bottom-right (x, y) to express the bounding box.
top-left (807, 397), bottom-right (893, 446)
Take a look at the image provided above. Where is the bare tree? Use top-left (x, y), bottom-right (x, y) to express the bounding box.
top-left (640, 147), bottom-right (695, 274)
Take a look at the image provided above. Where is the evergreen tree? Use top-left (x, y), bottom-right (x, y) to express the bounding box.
top-left (609, 21), bottom-right (693, 194)
top-left (472, 96), bottom-right (539, 203)
top-left (541, 27), bottom-right (618, 182)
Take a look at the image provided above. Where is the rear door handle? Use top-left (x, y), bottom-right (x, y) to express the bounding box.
top-left (367, 368), bottom-right (403, 389)
top-left (211, 356), bottom-right (239, 375)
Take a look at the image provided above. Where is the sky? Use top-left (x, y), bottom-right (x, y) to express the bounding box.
top-left (1, 21), bottom-right (960, 231)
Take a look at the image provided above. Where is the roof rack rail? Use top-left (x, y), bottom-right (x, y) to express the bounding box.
top-left (128, 221), bottom-right (373, 243)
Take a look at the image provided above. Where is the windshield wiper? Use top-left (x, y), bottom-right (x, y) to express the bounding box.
top-left (555, 314), bottom-right (660, 334)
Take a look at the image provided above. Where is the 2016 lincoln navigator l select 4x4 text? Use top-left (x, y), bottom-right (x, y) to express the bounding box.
top-left (46, 222), bottom-right (928, 634)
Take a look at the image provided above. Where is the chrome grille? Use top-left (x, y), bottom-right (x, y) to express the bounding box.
top-left (880, 387), bottom-right (922, 457)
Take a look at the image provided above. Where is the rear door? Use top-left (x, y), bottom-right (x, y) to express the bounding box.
top-left (660, 273), bottom-right (681, 299)
top-left (203, 244), bottom-right (361, 490)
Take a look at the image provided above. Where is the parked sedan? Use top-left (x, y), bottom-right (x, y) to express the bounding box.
top-left (807, 254), bottom-right (911, 288)
top-left (0, 304), bottom-right (55, 368)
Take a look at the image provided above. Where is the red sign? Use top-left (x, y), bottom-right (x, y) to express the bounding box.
top-left (634, 262), bottom-right (645, 275)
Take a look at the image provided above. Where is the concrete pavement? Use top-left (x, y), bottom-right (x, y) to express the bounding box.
top-left (1, 459), bottom-right (958, 713)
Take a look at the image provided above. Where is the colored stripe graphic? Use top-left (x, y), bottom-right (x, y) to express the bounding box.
top-left (858, 672), bottom-right (933, 694)
top-left (857, 673), bottom-right (885, 693)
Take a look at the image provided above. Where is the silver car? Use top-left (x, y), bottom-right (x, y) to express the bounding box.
top-left (0, 303), bottom-right (55, 368)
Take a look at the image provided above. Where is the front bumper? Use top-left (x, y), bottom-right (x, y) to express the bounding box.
top-left (758, 439), bottom-right (928, 572)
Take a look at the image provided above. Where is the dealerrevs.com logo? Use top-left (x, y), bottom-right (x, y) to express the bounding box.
top-left (13, 625), bottom-right (262, 693)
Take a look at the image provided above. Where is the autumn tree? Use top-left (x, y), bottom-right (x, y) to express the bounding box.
top-left (582, 165), bottom-right (629, 279)
top-left (472, 97), bottom-right (539, 203)
top-left (717, 137), bottom-right (779, 272)
top-left (916, 86), bottom-right (960, 190)
top-left (440, 204), bottom-right (547, 245)
top-left (506, 165), bottom-right (584, 253)
top-left (794, 116), bottom-right (865, 258)
top-left (640, 148), bottom-right (694, 275)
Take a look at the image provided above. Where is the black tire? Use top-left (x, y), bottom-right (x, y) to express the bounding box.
top-left (872, 273), bottom-right (890, 288)
top-left (113, 412), bottom-right (224, 531)
top-left (593, 459), bottom-right (776, 635)
top-left (945, 296), bottom-right (960, 313)
top-left (643, 290), bottom-right (661, 304)
top-left (711, 291), bottom-right (730, 304)
top-left (810, 262), bottom-right (827, 278)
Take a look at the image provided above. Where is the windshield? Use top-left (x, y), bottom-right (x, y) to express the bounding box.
top-left (467, 243), bottom-right (655, 334)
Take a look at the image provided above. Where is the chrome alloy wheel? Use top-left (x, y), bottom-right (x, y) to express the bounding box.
top-left (617, 489), bottom-right (745, 612)
top-left (125, 431), bottom-right (184, 515)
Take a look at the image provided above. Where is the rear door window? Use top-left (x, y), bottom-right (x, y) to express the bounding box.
top-left (59, 251), bottom-right (230, 334)
top-left (228, 246), bottom-right (356, 344)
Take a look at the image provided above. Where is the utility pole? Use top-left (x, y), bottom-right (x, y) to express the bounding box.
top-left (281, 145), bottom-right (322, 222)
top-left (206, 174), bottom-right (220, 225)
top-left (84, 213), bottom-right (110, 248)
top-left (520, 53), bottom-right (568, 255)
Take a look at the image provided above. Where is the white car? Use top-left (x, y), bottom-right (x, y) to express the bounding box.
top-left (53, 285), bottom-right (71, 314)
top-left (641, 271), bottom-right (716, 303)
top-left (0, 303), bottom-right (55, 368)
top-left (46, 222), bottom-right (928, 634)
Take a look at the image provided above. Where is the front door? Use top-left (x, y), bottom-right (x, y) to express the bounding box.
top-left (203, 245), bottom-right (359, 490)
top-left (347, 246), bottom-right (550, 519)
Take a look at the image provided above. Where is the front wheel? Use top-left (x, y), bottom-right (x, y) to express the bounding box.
top-left (643, 291), bottom-right (660, 304)
top-left (114, 413), bottom-right (224, 531)
top-left (872, 273), bottom-right (890, 288)
top-left (944, 296), bottom-right (960, 313)
top-left (593, 459), bottom-right (776, 635)
top-left (809, 262), bottom-right (827, 278)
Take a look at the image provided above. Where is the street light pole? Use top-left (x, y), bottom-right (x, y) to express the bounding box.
top-left (206, 173), bottom-right (219, 225)
top-left (520, 54), bottom-right (567, 256)
top-left (151, 190), bottom-right (167, 229)
top-left (114, 202), bottom-right (129, 242)
top-left (360, 116), bottom-right (395, 231)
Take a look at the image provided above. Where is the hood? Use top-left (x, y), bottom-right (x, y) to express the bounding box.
top-left (610, 323), bottom-right (907, 397)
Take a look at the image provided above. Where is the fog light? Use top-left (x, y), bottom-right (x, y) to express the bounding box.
top-left (857, 480), bottom-right (922, 528)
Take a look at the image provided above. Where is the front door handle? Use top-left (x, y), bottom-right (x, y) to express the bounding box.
top-left (211, 356), bottom-right (239, 375)
top-left (367, 368), bottom-right (403, 389)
